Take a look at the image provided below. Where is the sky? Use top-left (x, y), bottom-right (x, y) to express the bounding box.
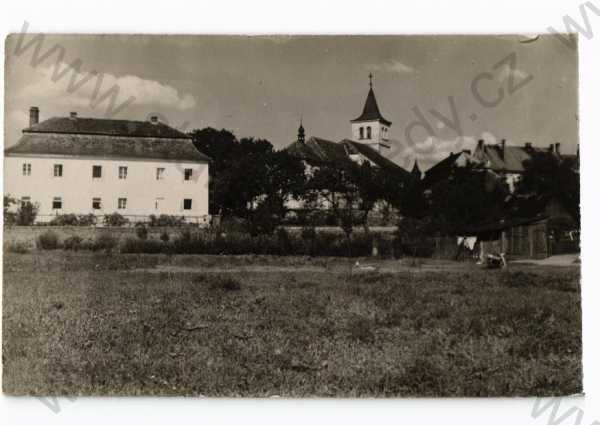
top-left (4, 34), bottom-right (578, 170)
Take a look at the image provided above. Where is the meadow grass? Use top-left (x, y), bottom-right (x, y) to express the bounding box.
top-left (2, 251), bottom-right (582, 396)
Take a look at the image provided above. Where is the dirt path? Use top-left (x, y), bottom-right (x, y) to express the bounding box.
top-left (128, 262), bottom-right (472, 275)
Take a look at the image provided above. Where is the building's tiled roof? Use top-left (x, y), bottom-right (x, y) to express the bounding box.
top-left (341, 139), bottom-right (410, 177)
top-left (473, 145), bottom-right (536, 173)
top-left (5, 133), bottom-right (210, 162)
top-left (350, 88), bottom-right (392, 126)
top-left (24, 117), bottom-right (189, 139)
top-left (286, 136), bottom-right (409, 177)
top-left (285, 139), bottom-right (323, 163)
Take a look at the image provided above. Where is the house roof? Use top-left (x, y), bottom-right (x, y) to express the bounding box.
top-left (341, 139), bottom-right (410, 177)
top-left (475, 145), bottom-right (537, 173)
top-left (23, 116), bottom-right (190, 139)
top-left (6, 115), bottom-right (209, 162)
top-left (350, 87), bottom-right (392, 126)
top-left (5, 132), bottom-right (210, 162)
top-left (285, 136), bottom-right (409, 177)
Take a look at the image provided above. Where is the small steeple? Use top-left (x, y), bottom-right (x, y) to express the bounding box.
top-left (297, 116), bottom-right (305, 144)
top-left (411, 159), bottom-right (422, 179)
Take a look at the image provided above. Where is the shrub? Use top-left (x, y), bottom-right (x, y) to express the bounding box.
top-left (4, 195), bottom-right (16, 225)
top-left (15, 202), bottom-right (39, 225)
top-left (148, 214), bottom-right (185, 227)
top-left (160, 231), bottom-right (170, 243)
top-left (208, 276), bottom-right (242, 291)
top-left (120, 237), bottom-right (165, 254)
top-left (93, 232), bottom-right (118, 251)
top-left (49, 214), bottom-right (97, 226)
top-left (36, 230), bottom-right (60, 250)
top-left (300, 226), bottom-right (317, 240)
top-left (103, 213), bottom-right (129, 227)
top-left (50, 214), bottom-right (79, 226)
top-left (7, 241), bottom-right (31, 254)
top-left (275, 227), bottom-right (292, 255)
top-left (63, 235), bottom-right (83, 251)
top-left (77, 214), bottom-right (97, 226)
top-left (135, 224), bottom-right (148, 240)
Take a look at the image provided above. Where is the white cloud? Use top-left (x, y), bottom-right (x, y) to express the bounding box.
top-left (17, 62), bottom-right (197, 113)
top-left (388, 136), bottom-right (478, 171)
top-left (367, 60), bottom-right (415, 75)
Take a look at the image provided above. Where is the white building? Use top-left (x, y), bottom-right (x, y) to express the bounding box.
top-left (4, 108), bottom-right (210, 224)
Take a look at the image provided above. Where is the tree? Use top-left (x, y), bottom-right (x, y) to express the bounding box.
top-left (516, 153), bottom-right (580, 224)
top-left (189, 128), bottom-right (306, 224)
top-left (189, 128), bottom-right (237, 215)
top-left (425, 164), bottom-right (508, 235)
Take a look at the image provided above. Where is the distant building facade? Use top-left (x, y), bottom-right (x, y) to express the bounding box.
top-left (4, 108), bottom-right (210, 224)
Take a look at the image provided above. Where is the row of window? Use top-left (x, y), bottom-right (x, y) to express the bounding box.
top-left (22, 163), bottom-right (195, 181)
top-left (358, 126), bottom-right (388, 140)
top-left (21, 196), bottom-right (194, 211)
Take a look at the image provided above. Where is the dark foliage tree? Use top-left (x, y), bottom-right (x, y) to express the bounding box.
top-left (303, 161), bottom-right (401, 252)
top-left (425, 164), bottom-right (508, 236)
top-left (516, 153), bottom-right (580, 224)
top-left (189, 128), bottom-right (306, 223)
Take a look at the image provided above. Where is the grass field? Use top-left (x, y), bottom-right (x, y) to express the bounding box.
top-left (2, 251), bottom-right (582, 397)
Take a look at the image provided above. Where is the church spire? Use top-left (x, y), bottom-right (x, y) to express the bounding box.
top-left (297, 115), bottom-right (305, 144)
top-left (351, 74), bottom-right (391, 126)
top-left (411, 159), bottom-right (422, 179)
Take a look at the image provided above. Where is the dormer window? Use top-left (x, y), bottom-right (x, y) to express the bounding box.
top-left (359, 127), bottom-right (364, 139)
top-left (366, 126), bottom-right (372, 139)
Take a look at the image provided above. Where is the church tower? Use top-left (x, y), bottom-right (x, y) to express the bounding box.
top-left (350, 74), bottom-right (392, 153)
top-left (297, 117), bottom-right (305, 144)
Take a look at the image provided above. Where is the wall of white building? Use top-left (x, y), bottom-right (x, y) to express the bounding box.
top-left (4, 154), bottom-right (209, 222)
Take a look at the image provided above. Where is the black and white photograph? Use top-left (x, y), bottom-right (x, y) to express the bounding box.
top-left (2, 25), bottom-right (584, 402)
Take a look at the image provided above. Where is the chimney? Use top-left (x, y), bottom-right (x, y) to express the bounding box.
top-left (70, 111), bottom-right (78, 120)
top-left (150, 115), bottom-right (158, 125)
top-left (477, 139), bottom-right (484, 150)
top-left (29, 107), bottom-right (39, 127)
top-left (525, 142), bottom-right (532, 149)
top-left (501, 139), bottom-right (506, 159)
top-left (555, 142), bottom-right (561, 156)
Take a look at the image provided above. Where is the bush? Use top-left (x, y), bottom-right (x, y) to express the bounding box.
top-left (49, 214), bottom-right (97, 226)
top-left (15, 202), bottom-right (39, 225)
top-left (103, 213), bottom-right (129, 227)
top-left (135, 224), bottom-right (149, 240)
top-left (148, 214), bottom-right (185, 227)
top-left (36, 230), bottom-right (60, 250)
top-left (120, 237), bottom-right (166, 254)
top-left (77, 214), bottom-right (97, 226)
top-left (49, 214), bottom-right (79, 226)
top-left (93, 233), bottom-right (118, 251)
top-left (208, 276), bottom-right (242, 291)
top-left (4, 195), bottom-right (16, 225)
top-left (63, 235), bottom-right (83, 251)
top-left (7, 241), bottom-right (31, 254)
